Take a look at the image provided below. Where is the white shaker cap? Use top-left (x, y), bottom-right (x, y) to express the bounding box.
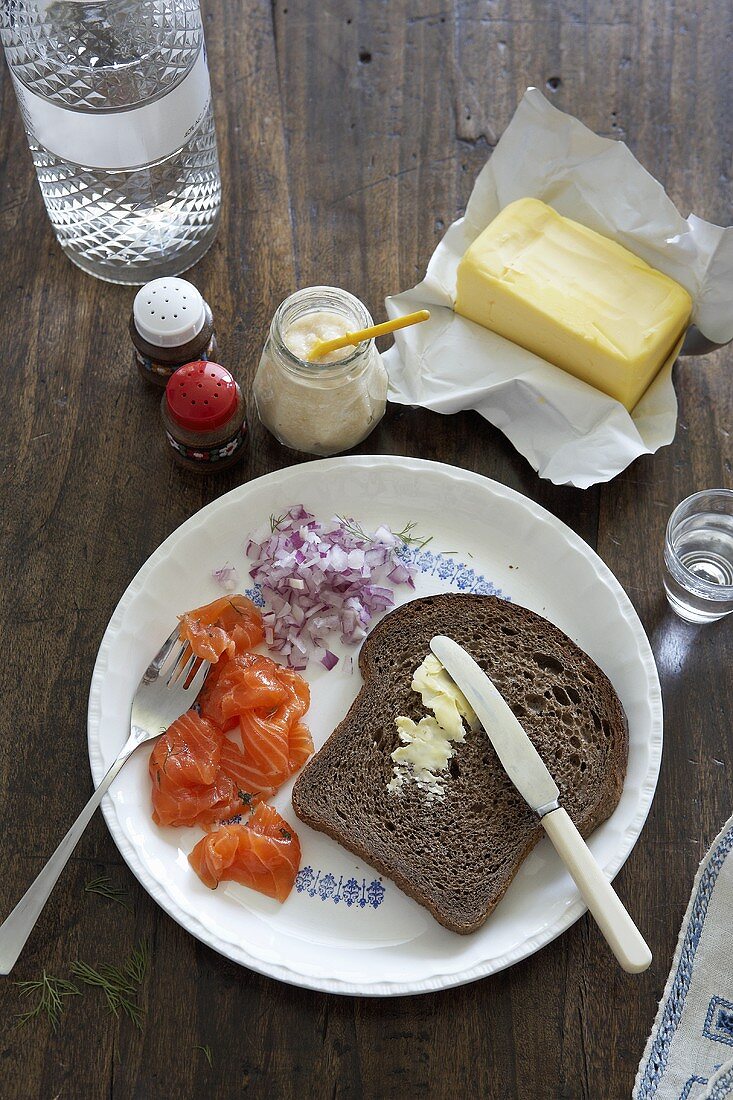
top-left (133, 278), bottom-right (207, 347)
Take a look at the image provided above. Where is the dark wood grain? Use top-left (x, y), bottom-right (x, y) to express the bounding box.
top-left (0, 1), bottom-right (731, 1097)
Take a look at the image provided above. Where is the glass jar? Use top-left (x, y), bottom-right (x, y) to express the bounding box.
top-left (252, 287), bottom-right (389, 456)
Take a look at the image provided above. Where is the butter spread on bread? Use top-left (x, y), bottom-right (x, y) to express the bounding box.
top-left (411, 653), bottom-right (478, 738)
top-left (388, 653), bottom-right (479, 799)
top-left (388, 716), bottom-right (459, 800)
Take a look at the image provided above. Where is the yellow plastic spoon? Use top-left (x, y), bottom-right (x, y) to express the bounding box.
top-left (306, 308), bottom-right (430, 362)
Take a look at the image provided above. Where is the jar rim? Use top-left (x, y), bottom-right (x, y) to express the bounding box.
top-left (270, 286), bottom-right (374, 378)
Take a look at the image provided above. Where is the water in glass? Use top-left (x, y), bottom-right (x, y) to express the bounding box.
top-left (663, 491), bottom-right (733, 623)
top-left (1, 0), bottom-right (221, 283)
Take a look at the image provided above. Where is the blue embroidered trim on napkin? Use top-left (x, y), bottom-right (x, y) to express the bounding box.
top-left (635, 814), bottom-right (733, 1100)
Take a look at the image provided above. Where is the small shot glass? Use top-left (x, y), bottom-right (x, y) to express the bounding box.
top-left (663, 489), bottom-right (733, 623)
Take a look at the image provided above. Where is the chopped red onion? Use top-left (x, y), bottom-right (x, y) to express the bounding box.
top-left (212, 563), bottom-right (239, 591)
top-left (244, 507), bottom-right (418, 669)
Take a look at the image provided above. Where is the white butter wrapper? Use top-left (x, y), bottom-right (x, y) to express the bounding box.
top-left (384, 88), bottom-right (733, 489)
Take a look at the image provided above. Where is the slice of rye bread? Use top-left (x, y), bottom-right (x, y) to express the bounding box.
top-left (291, 593), bottom-right (628, 935)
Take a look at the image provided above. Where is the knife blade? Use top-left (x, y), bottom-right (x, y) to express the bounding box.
top-left (429, 633), bottom-right (652, 974)
top-left (429, 634), bottom-right (560, 815)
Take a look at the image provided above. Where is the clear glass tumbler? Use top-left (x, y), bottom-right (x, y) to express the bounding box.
top-left (663, 489), bottom-right (733, 623)
top-left (1, 0), bottom-right (221, 284)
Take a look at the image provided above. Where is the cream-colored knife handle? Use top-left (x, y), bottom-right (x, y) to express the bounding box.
top-left (541, 808), bottom-right (652, 974)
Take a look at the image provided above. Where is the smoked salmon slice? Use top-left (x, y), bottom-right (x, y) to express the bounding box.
top-left (238, 667), bottom-right (311, 788)
top-left (149, 711), bottom-right (254, 828)
top-left (199, 652), bottom-right (288, 729)
top-left (150, 593), bottom-right (313, 902)
top-left (288, 721), bottom-right (314, 773)
top-left (178, 594), bottom-right (264, 663)
top-left (149, 711), bottom-right (222, 789)
top-left (218, 735), bottom-right (275, 806)
top-left (151, 771), bottom-right (243, 830)
top-left (237, 712), bottom-right (290, 790)
top-left (188, 804), bottom-right (302, 901)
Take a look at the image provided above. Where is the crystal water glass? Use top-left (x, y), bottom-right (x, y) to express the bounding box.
top-left (663, 489), bottom-right (733, 623)
top-left (1, 0), bottom-right (221, 284)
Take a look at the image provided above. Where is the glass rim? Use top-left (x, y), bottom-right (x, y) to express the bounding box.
top-left (665, 488), bottom-right (733, 596)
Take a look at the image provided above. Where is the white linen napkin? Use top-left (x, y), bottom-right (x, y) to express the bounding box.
top-left (634, 812), bottom-right (733, 1100)
top-left (384, 88), bottom-right (733, 489)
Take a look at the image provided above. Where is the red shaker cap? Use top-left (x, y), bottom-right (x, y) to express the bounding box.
top-left (165, 362), bottom-right (238, 431)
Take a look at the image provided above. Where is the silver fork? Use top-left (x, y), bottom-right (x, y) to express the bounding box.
top-left (0, 627), bottom-right (210, 975)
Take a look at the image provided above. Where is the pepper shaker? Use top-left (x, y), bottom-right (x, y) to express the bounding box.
top-left (161, 361), bottom-right (247, 471)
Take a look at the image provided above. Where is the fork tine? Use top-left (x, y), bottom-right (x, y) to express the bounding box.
top-left (185, 659), bottom-right (211, 698)
top-left (160, 623), bottom-right (182, 653)
top-left (166, 641), bottom-right (192, 685)
top-left (158, 642), bottom-right (182, 680)
top-left (173, 649), bottom-right (198, 688)
top-left (143, 626), bottom-right (181, 681)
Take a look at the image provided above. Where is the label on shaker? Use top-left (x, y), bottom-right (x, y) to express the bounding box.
top-left (10, 45), bottom-right (211, 170)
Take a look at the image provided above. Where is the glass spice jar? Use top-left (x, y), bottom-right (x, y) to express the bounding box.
top-left (252, 286), bottom-right (388, 456)
top-left (161, 361), bottom-right (246, 471)
top-left (131, 277), bottom-right (218, 387)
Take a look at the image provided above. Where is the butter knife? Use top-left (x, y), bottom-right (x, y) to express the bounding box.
top-left (430, 635), bottom-right (652, 974)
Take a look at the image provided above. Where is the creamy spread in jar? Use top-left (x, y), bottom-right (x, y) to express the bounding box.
top-left (252, 287), bottom-right (388, 456)
top-left (283, 310), bottom-right (356, 363)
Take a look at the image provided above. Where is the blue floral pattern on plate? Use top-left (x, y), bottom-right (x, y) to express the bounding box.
top-left (396, 543), bottom-right (508, 599)
top-left (295, 866), bottom-right (386, 909)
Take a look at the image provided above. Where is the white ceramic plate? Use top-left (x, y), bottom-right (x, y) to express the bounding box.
top-left (88, 457), bottom-right (662, 996)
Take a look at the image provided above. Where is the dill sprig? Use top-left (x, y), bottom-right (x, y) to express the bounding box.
top-left (13, 972), bottom-right (80, 1032)
top-left (270, 512), bottom-right (288, 532)
top-left (335, 514), bottom-right (370, 541)
top-left (336, 515), bottom-right (433, 551)
top-left (70, 941), bottom-right (149, 1030)
top-left (83, 874), bottom-right (132, 910)
top-left (123, 941), bottom-right (149, 986)
top-left (70, 961), bottom-right (142, 1028)
top-left (392, 521), bottom-right (433, 551)
top-left (195, 1044), bottom-right (214, 1068)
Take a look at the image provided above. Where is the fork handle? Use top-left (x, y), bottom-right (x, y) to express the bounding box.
top-left (0, 743), bottom-right (135, 975)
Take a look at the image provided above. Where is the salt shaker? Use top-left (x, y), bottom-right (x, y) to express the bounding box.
top-left (131, 278), bottom-right (218, 387)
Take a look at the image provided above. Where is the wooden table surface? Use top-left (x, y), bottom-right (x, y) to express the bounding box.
top-left (1, 2), bottom-right (731, 1097)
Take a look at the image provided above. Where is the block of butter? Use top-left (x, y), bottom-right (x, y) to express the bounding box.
top-left (455, 198), bottom-right (692, 410)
